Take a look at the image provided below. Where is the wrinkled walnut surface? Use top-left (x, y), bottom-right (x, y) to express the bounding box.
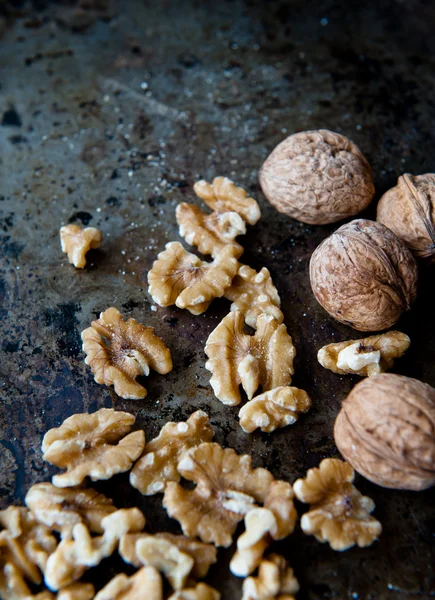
top-left (135, 536), bottom-right (194, 590)
top-left (205, 312), bottom-right (296, 406)
top-left (310, 219), bottom-right (418, 331)
top-left (82, 307), bottom-right (172, 400)
top-left (377, 173), bottom-right (435, 261)
top-left (259, 129), bottom-right (375, 225)
top-left (239, 387), bottom-right (311, 433)
top-left (318, 331), bottom-right (410, 377)
top-left (242, 553), bottom-right (299, 600)
top-left (230, 508), bottom-right (276, 577)
top-left (334, 373), bottom-right (435, 490)
top-left (0, 561), bottom-right (53, 600)
top-left (130, 411), bottom-right (214, 495)
top-left (148, 242), bottom-right (239, 314)
top-left (168, 583), bottom-right (221, 600)
top-left (60, 225), bottom-right (102, 269)
top-left (293, 458), bottom-right (382, 551)
top-left (42, 408), bottom-right (145, 487)
top-left (94, 567), bottom-right (163, 600)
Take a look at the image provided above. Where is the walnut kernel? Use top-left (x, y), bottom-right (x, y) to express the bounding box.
top-left (135, 537), bottom-right (194, 590)
top-left (93, 567), bottom-right (163, 600)
top-left (0, 562), bottom-right (53, 600)
top-left (60, 225), bottom-right (102, 269)
top-left (57, 583), bottom-right (95, 600)
top-left (242, 554), bottom-right (299, 600)
top-left (194, 177), bottom-right (261, 225)
top-left (239, 387), bottom-right (311, 433)
top-left (230, 508), bottom-right (276, 577)
top-left (168, 583), bottom-right (221, 600)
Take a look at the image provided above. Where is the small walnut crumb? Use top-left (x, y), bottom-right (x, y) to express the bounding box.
top-left (194, 177), bottom-right (261, 226)
top-left (94, 567), bottom-right (163, 600)
top-left (130, 411), bottom-right (214, 495)
top-left (42, 408), bottom-right (145, 487)
top-left (205, 312), bottom-right (296, 406)
top-left (168, 583), bottom-right (221, 600)
top-left (60, 224), bottom-right (102, 268)
top-left (317, 331), bottom-right (410, 377)
top-left (57, 583), bottom-right (95, 600)
top-left (230, 508), bottom-right (276, 577)
top-left (135, 536), bottom-right (194, 590)
top-left (163, 442), bottom-right (274, 547)
top-left (0, 562), bottom-right (54, 600)
top-left (25, 483), bottom-right (116, 539)
top-left (293, 458), bottom-right (382, 551)
top-left (148, 242), bottom-right (239, 315)
top-left (239, 387), bottom-right (311, 433)
top-left (242, 554), bottom-right (299, 600)
top-left (176, 203), bottom-right (245, 258)
top-left (82, 307), bottom-right (172, 399)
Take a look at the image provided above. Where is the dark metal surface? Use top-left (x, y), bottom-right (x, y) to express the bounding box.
top-left (1, 1), bottom-right (435, 598)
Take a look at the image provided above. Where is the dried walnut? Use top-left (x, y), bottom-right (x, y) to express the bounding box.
top-left (94, 567), bottom-right (163, 600)
top-left (293, 458), bottom-right (381, 551)
top-left (239, 387), bottom-right (311, 433)
top-left (0, 562), bottom-right (52, 600)
top-left (242, 554), bottom-right (299, 600)
top-left (168, 583), bottom-right (220, 600)
top-left (318, 331), bottom-right (410, 377)
top-left (135, 537), bottom-right (194, 590)
top-left (60, 225), bottom-right (102, 269)
top-left (82, 307), bottom-right (172, 400)
top-left (42, 408), bottom-right (145, 487)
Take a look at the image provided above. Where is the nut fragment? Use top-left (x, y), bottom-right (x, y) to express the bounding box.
top-left (60, 224), bottom-right (102, 268)
top-left (57, 583), bottom-right (95, 600)
top-left (309, 219), bottom-right (418, 331)
top-left (205, 312), bottom-right (296, 406)
top-left (194, 177), bottom-right (261, 225)
top-left (148, 242), bottom-right (239, 314)
top-left (259, 129), bottom-right (375, 225)
top-left (293, 458), bottom-right (382, 551)
top-left (318, 331), bottom-right (410, 377)
top-left (0, 562), bottom-right (53, 600)
top-left (176, 203), bottom-right (245, 258)
top-left (81, 307), bottom-right (172, 399)
top-left (239, 387), bottom-right (311, 433)
top-left (25, 483), bottom-right (116, 538)
top-left (163, 442), bottom-right (274, 547)
top-left (130, 411), bottom-right (214, 495)
top-left (42, 408), bottom-right (145, 487)
top-left (168, 583), bottom-right (221, 600)
top-left (224, 265), bottom-right (284, 328)
top-left (263, 481), bottom-right (297, 540)
top-left (242, 554), bottom-right (299, 600)
top-left (93, 567), bottom-right (163, 600)
top-left (135, 537), bottom-right (194, 590)
top-left (230, 508), bottom-right (276, 577)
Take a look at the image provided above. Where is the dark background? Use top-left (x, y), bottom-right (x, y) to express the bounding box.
top-left (1, 1), bottom-right (435, 598)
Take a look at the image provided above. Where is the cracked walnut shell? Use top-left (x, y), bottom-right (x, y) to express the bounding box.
top-left (310, 219), bottom-right (418, 331)
top-left (163, 442), bottom-right (274, 547)
top-left (168, 583), bottom-right (221, 600)
top-left (224, 265), bottom-right (284, 328)
top-left (239, 387), bottom-right (311, 433)
top-left (317, 331), bottom-right (410, 377)
top-left (82, 307), bottom-right (172, 400)
top-left (334, 373), bottom-right (435, 490)
top-left (94, 567), bottom-right (163, 600)
top-left (259, 129), bottom-right (374, 225)
top-left (242, 554), bottom-right (299, 600)
top-left (130, 410), bottom-right (214, 495)
top-left (42, 408), bottom-right (145, 487)
top-left (205, 312), bottom-right (296, 406)
top-left (148, 242), bottom-right (239, 314)
top-left (293, 458), bottom-right (382, 551)
top-left (60, 225), bottom-right (102, 269)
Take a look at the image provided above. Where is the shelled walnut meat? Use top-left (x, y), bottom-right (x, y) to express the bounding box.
top-left (310, 219), bottom-right (418, 331)
top-left (377, 173), bottom-right (435, 261)
top-left (259, 129), bottom-right (375, 224)
top-left (334, 373), bottom-right (435, 490)
top-left (60, 224), bottom-right (102, 269)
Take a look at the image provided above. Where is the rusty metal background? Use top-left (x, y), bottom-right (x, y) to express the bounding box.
top-left (1, 1), bottom-right (435, 598)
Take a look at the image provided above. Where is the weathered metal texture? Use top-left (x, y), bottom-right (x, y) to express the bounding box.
top-left (1, 1), bottom-right (435, 598)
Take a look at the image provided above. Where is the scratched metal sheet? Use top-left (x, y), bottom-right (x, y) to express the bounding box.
top-left (0, 1), bottom-right (435, 598)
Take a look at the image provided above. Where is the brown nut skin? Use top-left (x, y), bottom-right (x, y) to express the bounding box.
top-left (309, 219), bottom-right (418, 331)
top-left (259, 129), bottom-right (375, 225)
top-left (377, 173), bottom-right (435, 261)
top-left (334, 373), bottom-right (435, 491)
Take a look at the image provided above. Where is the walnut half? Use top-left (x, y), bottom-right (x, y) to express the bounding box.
top-left (239, 387), bottom-right (311, 433)
top-left (60, 224), bottom-right (102, 269)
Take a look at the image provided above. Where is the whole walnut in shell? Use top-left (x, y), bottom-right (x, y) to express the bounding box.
top-left (310, 219), bottom-right (418, 331)
top-left (377, 173), bottom-right (435, 261)
top-left (334, 373), bottom-right (435, 491)
top-left (259, 130), bottom-right (375, 224)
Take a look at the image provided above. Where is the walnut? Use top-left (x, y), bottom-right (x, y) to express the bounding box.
top-left (135, 537), bottom-right (194, 590)
top-left (241, 554), bottom-right (299, 600)
top-left (176, 203), bottom-right (245, 258)
top-left (377, 173), bottom-right (435, 261)
top-left (148, 242), bottom-right (239, 315)
top-left (25, 483), bottom-right (116, 538)
top-left (42, 408), bottom-right (145, 487)
top-left (239, 387), bottom-right (311, 433)
top-left (259, 129), bottom-right (375, 225)
top-left (60, 224), bottom-right (102, 268)
top-left (163, 442), bottom-right (274, 547)
top-left (0, 562), bottom-right (54, 600)
top-left (93, 567), bottom-right (163, 600)
top-left (229, 508), bottom-right (276, 577)
top-left (81, 307), bottom-right (172, 400)
top-left (193, 177), bottom-right (261, 226)
top-left (57, 583), bottom-right (95, 600)
top-left (318, 331), bottom-right (410, 377)
top-left (205, 312), bottom-right (296, 406)
top-left (168, 583), bottom-right (221, 600)
top-left (293, 458), bottom-right (382, 551)
top-left (130, 411), bottom-right (214, 495)
top-left (224, 265), bottom-right (284, 328)
top-left (263, 481), bottom-right (297, 540)
top-left (309, 219), bottom-right (418, 331)
top-left (334, 373), bottom-right (435, 490)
